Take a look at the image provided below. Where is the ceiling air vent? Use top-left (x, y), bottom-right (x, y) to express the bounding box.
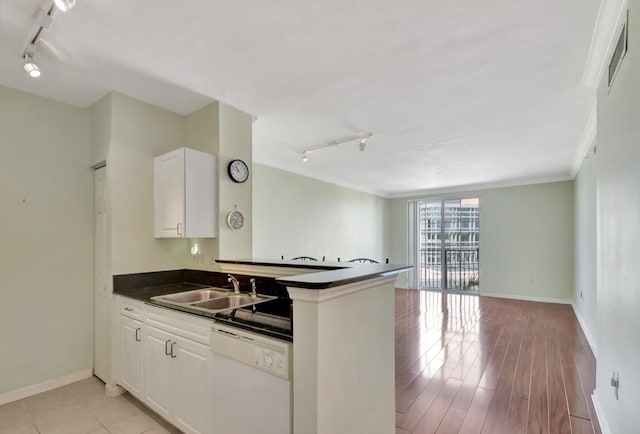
top-left (608, 10), bottom-right (629, 89)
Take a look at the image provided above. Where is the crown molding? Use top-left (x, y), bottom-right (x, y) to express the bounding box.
top-left (387, 174), bottom-right (573, 199)
top-left (571, 104), bottom-right (597, 177)
top-left (582, 0), bottom-right (629, 89)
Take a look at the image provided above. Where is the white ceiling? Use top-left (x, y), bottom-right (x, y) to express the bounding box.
top-left (0, 0), bottom-right (601, 197)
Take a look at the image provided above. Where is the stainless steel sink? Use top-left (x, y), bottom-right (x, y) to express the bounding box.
top-left (191, 294), bottom-right (271, 311)
top-left (158, 288), bottom-right (230, 303)
top-left (151, 288), bottom-right (276, 314)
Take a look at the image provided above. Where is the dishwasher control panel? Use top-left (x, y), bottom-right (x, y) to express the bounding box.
top-left (211, 323), bottom-right (292, 380)
top-left (255, 347), bottom-right (287, 377)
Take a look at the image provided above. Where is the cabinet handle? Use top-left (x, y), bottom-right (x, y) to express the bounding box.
top-left (135, 328), bottom-right (141, 342)
top-left (171, 342), bottom-right (177, 358)
top-left (176, 222), bottom-right (183, 236)
top-left (124, 307), bottom-right (133, 312)
top-left (165, 340), bottom-right (172, 356)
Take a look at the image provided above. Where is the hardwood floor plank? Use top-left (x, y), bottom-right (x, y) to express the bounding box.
top-left (481, 331), bottom-right (522, 433)
top-left (526, 332), bottom-right (549, 434)
top-left (435, 407), bottom-right (467, 434)
top-left (477, 329), bottom-right (510, 391)
top-left (450, 384), bottom-right (477, 411)
top-left (506, 396), bottom-right (529, 434)
top-left (546, 330), bottom-right (572, 434)
top-left (571, 416), bottom-right (595, 434)
top-left (513, 333), bottom-right (534, 399)
top-left (458, 387), bottom-right (494, 434)
top-left (561, 355), bottom-right (591, 420)
top-left (396, 365), bottom-right (452, 431)
top-left (393, 290), bottom-right (601, 434)
top-left (412, 378), bottom-right (463, 433)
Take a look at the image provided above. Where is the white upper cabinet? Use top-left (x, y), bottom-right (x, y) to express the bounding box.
top-left (154, 147), bottom-right (217, 238)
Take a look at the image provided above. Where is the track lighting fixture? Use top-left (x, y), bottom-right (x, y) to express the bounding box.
top-left (298, 133), bottom-right (373, 162)
top-left (23, 54), bottom-right (41, 78)
top-left (20, 1), bottom-right (77, 78)
top-left (54, 0), bottom-right (76, 12)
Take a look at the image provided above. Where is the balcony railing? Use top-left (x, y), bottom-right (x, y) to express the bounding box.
top-left (419, 248), bottom-right (479, 291)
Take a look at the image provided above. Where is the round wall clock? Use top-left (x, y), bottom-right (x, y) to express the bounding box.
top-left (227, 159), bottom-right (249, 183)
top-left (227, 209), bottom-right (245, 230)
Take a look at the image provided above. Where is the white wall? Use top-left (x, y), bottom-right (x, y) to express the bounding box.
top-left (109, 93), bottom-right (190, 274)
top-left (0, 86), bottom-right (93, 395)
top-left (390, 181), bottom-right (575, 301)
top-left (252, 164), bottom-right (390, 263)
top-left (573, 145), bottom-right (598, 353)
top-left (593, 2), bottom-right (640, 431)
top-left (217, 103), bottom-right (253, 260)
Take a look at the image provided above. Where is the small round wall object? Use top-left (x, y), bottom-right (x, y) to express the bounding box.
top-left (227, 209), bottom-right (245, 230)
top-left (227, 159), bottom-right (249, 183)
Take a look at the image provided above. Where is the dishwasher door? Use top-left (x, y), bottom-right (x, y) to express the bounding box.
top-left (210, 324), bottom-right (292, 434)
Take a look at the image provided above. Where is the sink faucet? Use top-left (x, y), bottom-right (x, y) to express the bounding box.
top-left (249, 278), bottom-right (257, 297)
top-left (227, 274), bottom-right (240, 294)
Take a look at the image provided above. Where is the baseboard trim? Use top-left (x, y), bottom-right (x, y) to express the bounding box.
top-left (0, 368), bottom-right (93, 406)
top-left (571, 303), bottom-right (598, 356)
top-left (480, 292), bottom-right (572, 305)
top-left (592, 390), bottom-right (612, 434)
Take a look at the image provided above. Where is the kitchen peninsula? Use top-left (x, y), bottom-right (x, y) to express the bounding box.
top-left (217, 259), bottom-right (411, 434)
top-left (113, 259), bottom-right (410, 434)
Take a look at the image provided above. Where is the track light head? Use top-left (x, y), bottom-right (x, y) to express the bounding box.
top-left (23, 54), bottom-right (41, 78)
top-left (302, 152), bottom-right (308, 163)
top-left (359, 138), bottom-right (367, 151)
top-left (54, 0), bottom-right (76, 12)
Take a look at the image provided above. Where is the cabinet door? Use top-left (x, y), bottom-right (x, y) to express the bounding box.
top-left (143, 325), bottom-right (174, 420)
top-left (119, 316), bottom-right (143, 400)
top-left (173, 337), bottom-right (211, 434)
top-left (154, 148), bottom-right (185, 238)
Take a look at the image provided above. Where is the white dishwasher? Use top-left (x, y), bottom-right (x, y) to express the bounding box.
top-left (209, 323), bottom-right (292, 434)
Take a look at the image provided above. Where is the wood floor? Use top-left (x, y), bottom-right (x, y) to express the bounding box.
top-left (394, 289), bottom-right (600, 434)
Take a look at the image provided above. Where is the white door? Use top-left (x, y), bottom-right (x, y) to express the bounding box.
top-left (143, 325), bottom-right (175, 420)
top-left (94, 166), bottom-right (109, 381)
top-left (154, 149), bottom-right (185, 238)
top-left (119, 315), bottom-right (143, 400)
top-left (174, 338), bottom-right (211, 434)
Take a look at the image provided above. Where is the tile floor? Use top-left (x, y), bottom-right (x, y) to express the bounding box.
top-left (0, 376), bottom-right (180, 434)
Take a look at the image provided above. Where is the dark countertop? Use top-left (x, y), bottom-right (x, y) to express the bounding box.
top-left (113, 282), bottom-right (292, 341)
top-left (216, 258), bottom-right (412, 290)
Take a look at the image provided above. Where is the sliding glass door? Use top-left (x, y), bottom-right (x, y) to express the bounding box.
top-left (410, 198), bottom-right (480, 291)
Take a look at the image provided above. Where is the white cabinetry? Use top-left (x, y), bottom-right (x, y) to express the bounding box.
top-left (143, 305), bottom-right (212, 434)
top-left (154, 147), bottom-right (217, 238)
top-left (116, 297), bottom-right (144, 401)
top-left (143, 325), bottom-right (174, 420)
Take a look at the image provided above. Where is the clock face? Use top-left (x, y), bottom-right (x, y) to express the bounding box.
top-left (227, 210), bottom-right (245, 230)
top-left (228, 159), bottom-right (249, 183)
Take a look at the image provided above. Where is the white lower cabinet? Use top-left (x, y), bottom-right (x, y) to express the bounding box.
top-left (142, 325), bottom-right (174, 421)
top-left (115, 296), bottom-right (212, 434)
top-left (118, 315), bottom-right (143, 400)
top-left (143, 324), bottom-right (211, 434)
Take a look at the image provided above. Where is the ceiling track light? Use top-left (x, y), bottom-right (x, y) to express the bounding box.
top-left (359, 138), bottom-right (367, 151)
top-left (20, 1), bottom-right (76, 78)
top-left (54, 0), bottom-right (77, 12)
top-left (23, 53), bottom-right (41, 78)
top-left (298, 133), bottom-right (373, 162)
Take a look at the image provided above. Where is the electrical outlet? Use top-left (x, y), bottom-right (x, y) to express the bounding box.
top-left (611, 371), bottom-right (620, 400)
